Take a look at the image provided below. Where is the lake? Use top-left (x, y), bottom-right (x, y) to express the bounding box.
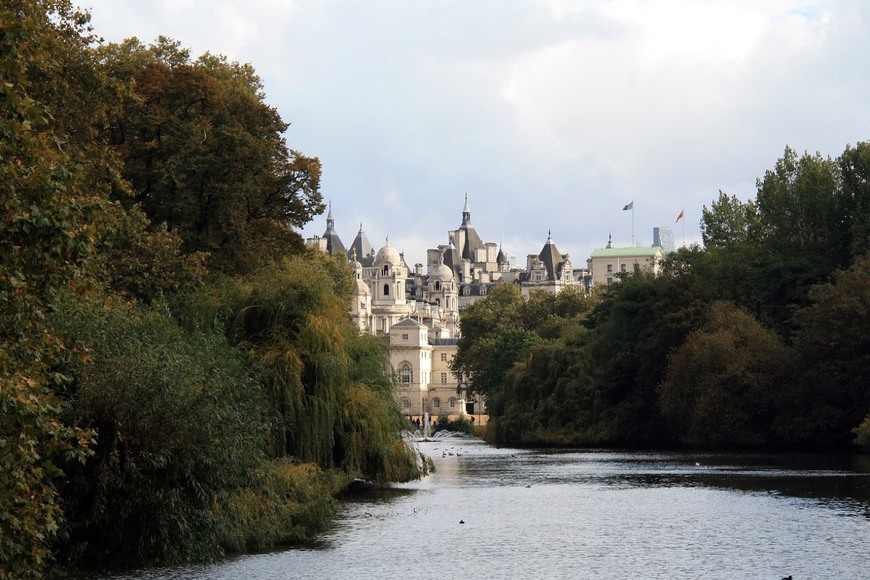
top-left (112, 435), bottom-right (870, 579)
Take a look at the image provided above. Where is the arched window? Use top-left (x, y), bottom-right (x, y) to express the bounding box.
top-left (449, 398), bottom-right (456, 408)
top-left (383, 284), bottom-right (390, 296)
top-left (433, 398), bottom-right (441, 409)
top-left (435, 298), bottom-right (441, 307)
top-left (399, 363), bottom-right (412, 384)
top-left (435, 281), bottom-right (441, 291)
top-left (383, 265), bottom-right (389, 276)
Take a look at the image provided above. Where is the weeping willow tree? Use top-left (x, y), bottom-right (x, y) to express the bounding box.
top-left (339, 331), bottom-right (423, 483)
top-left (211, 252), bottom-right (421, 482)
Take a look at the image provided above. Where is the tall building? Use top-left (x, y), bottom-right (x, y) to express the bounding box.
top-left (653, 226), bottom-right (675, 253)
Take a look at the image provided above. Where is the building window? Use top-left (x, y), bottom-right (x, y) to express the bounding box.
top-left (383, 284), bottom-right (390, 296)
top-left (620, 263), bottom-right (627, 272)
top-left (399, 363), bottom-right (412, 384)
top-left (383, 266), bottom-right (389, 276)
top-left (607, 264), bottom-right (613, 273)
top-left (435, 281), bottom-right (441, 291)
top-left (402, 333), bottom-right (408, 340)
top-left (401, 398), bottom-right (411, 410)
top-left (449, 398), bottom-right (456, 408)
top-left (433, 398), bottom-right (441, 409)
top-left (441, 372), bottom-right (447, 384)
top-left (441, 353), bottom-right (447, 362)
top-left (606, 277), bottom-right (613, 285)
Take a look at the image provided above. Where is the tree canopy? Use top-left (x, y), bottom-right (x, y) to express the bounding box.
top-left (1, 3), bottom-right (422, 576)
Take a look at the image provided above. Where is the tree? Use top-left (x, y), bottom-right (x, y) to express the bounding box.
top-left (756, 146), bottom-right (848, 267)
top-left (49, 296), bottom-right (266, 568)
top-left (700, 190), bottom-right (759, 249)
top-left (451, 282), bottom-right (525, 396)
top-left (584, 271), bottom-right (708, 444)
top-left (93, 203), bottom-right (207, 304)
top-left (1, 1), bottom-right (99, 575)
top-left (659, 301), bottom-right (793, 447)
top-left (838, 141), bottom-right (870, 257)
top-left (99, 38), bottom-right (324, 274)
top-left (783, 254), bottom-right (870, 446)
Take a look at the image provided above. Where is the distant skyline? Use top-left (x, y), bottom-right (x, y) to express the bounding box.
top-left (78, 0), bottom-right (870, 266)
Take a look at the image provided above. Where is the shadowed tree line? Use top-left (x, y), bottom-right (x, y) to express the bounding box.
top-left (454, 142), bottom-right (870, 451)
top-left (1, 2), bottom-right (422, 577)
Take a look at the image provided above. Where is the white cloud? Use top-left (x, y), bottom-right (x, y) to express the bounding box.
top-left (79, 0), bottom-right (870, 265)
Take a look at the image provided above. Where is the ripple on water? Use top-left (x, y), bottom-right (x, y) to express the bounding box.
top-left (107, 442), bottom-right (870, 580)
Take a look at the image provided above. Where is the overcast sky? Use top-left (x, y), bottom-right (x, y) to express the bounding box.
top-left (78, 0), bottom-right (870, 267)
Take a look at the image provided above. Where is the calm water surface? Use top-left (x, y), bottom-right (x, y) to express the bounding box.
top-left (117, 436), bottom-right (870, 580)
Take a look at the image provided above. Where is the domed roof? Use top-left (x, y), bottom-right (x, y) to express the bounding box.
top-left (355, 277), bottom-right (371, 296)
top-left (430, 260), bottom-right (454, 281)
top-left (374, 237), bottom-right (401, 266)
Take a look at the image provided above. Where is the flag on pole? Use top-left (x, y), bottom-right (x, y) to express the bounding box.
top-left (675, 209), bottom-right (684, 223)
top-left (622, 201), bottom-right (634, 211)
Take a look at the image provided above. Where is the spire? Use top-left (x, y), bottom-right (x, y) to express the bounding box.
top-left (539, 232), bottom-right (564, 281)
top-left (497, 242), bottom-right (507, 266)
top-left (320, 201), bottom-right (345, 257)
top-left (606, 232), bottom-right (612, 249)
top-left (461, 192), bottom-right (471, 226)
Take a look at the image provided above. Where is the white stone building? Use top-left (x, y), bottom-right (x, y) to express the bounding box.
top-left (587, 235), bottom-right (666, 287)
top-left (306, 195), bottom-right (584, 419)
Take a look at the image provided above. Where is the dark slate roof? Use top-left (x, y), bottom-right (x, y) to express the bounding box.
top-left (321, 206), bottom-right (346, 257)
top-left (442, 243), bottom-right (462, 280)
top-left (538, 233), bottom-right (564, 281)
top-left (461, 224), bottom-right (484, 262)
top-left (459, 193), bottom-right (485, 262)
top-left (347, 224), bottom-right (375, 267)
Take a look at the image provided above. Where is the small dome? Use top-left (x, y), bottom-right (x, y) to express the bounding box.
top-left (430, 261), bottom-right (454, 281)
top-left (356, 278), bottom-right (371, 296)
top-left (375, 237), bottom-right (401, 266)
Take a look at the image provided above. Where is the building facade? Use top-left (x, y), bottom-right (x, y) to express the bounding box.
top-left (306, 195), bottom-right (584, 419)
top-left (587, 235), bottom-right (665, 287)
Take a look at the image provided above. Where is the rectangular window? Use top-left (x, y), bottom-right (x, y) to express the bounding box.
top-left (607, 264), bottom-right (613, 273)
top-left (620, 264), bottom-right (627, 272)
top-left (441, 353), bottom-right (447, 362)
top-left (441, 372), bottom-right (447, 384)
top-left (402, 333), bottom-right (408, 340)
top-left (606, 277), bottom-right (613, 285)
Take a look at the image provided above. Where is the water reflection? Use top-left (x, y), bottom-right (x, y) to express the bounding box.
top-left (108, 437), bottom-right (870, 580)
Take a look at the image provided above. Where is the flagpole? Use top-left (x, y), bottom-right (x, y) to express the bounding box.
top-left (632, 205), bottom-right (635, 247)
top-left (682, 216), bottom-right (685, 248)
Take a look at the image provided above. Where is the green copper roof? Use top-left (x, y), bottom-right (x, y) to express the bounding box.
top-left (589, 247), bottom-right (664, 258)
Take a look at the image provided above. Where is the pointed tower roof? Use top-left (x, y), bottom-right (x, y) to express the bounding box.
top-left (347, 222), bottom-right (375, 267)
top-left (497, 243), bottom-right (508, 266)
top-left (320, 202), bottom-right (347, 257)
top-left (459, 193), bottom-right (484, 261)
top-left (538, 230), bottom-right (564, 281)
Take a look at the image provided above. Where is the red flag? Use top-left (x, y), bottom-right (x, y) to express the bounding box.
top-left (675, 210), bottom-right (684, 223)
